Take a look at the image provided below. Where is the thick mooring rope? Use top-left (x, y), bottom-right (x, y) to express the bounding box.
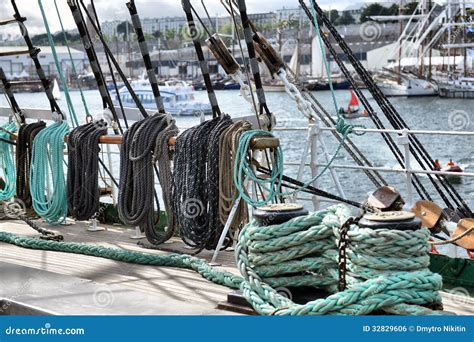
top-left (67, 121), bottom-right (107, 220)
top-left (118, 113), bottom-right (178, 245)
top-left (0, 205), bottom-right (443, 315)
top-left (236, 205), bottom-right (444, 315)
top-left (0, 121), bottom-right (17, 201)
top-left (172, 115), bottom-right (233, 251)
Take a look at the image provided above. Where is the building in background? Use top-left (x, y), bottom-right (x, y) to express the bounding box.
top-left (0, 46), bottom-right (87, 79)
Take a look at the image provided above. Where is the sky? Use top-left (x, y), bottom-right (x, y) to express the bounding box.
top-left (0, 0), bottom-right (361, 37)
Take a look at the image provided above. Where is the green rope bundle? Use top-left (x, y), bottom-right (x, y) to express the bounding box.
top-left (236, 205), bottom-right (444, 315)
top-left (30, 121), bottom-right (69, 224)
top-left (0, 121), bottom-right (17, 201)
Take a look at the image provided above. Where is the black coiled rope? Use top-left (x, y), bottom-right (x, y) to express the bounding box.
top-left (15, 122), bottom-right (46, 208)
top-left (172, 115), bottom-right (233, 252)
top-left (118, 113), bottom-right (178, 245)
top-left (67, 121), bottom-right (108, 220)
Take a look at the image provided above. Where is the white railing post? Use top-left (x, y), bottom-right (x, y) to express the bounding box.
top-left (309, 123), bottom-right (320, 210)
top-left (397, 129), bottom-right (414, 205)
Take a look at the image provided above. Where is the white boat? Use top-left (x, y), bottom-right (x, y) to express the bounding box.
top-left (375, 71), bottom-right (438, 97)
top-left (114, 79), bottom-right (212, 117)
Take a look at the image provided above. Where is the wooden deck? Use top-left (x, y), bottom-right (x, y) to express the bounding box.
top-left (0, 219), bottom-right (473, 315)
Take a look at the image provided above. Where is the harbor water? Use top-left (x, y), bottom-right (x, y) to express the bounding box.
top-left (1, 89), bottom-right (473, 209)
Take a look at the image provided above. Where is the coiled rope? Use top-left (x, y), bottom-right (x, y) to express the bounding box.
top-left (234, 125), bottom-right (364, 206)
top-left (67, 121), bottom-right (107, 220)
top-left (0, 205), bottom-right (444, 315)
top-left (172, 115), bottom-right (233, 251)
top-left (0, 121), bottom-right (17, 201)
top-left (236, 205), bottom-right (444, 315)
top-left (15, 121), bottom-right (46, 208)
top-left (30, 121), bottom-right (70, 224)
top-left (118, 113), bottom-right (178, 245)
top-left (219, 121), bottom-right (252, 234)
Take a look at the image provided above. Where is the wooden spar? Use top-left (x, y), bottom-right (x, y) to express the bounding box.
top-left (10, 133), bottom-right (279, 149)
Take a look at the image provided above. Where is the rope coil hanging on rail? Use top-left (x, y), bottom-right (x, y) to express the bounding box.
top-left (118, 113), bottom-right (178, 245)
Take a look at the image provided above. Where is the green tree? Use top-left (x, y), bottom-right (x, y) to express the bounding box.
top-left (336, 11), bottom-right (355, 25)
top-left (360, 3), bottom-right (399, 22)
top-left (404, 2), bottom-right (419, 15)
top-left (325, 9), bottom-right (340, 23)
top-left (117, 21), bottom-right (133, 40)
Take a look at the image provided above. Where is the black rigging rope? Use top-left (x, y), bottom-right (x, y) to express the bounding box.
top-left (67, 0), bottom-right (123, 133)
top-left (182, 0), bottom-right (221, 118)
top-left (126, 0), bottom-right (165, 113)
top-left (11, 0), bottom-right (63, 120)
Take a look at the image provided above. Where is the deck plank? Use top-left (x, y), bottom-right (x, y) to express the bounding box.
top-left (1, 219), bottom-right (472, 315)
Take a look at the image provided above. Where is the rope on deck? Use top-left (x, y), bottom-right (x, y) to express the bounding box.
top-left (0, 204), bottom-right (445, 316)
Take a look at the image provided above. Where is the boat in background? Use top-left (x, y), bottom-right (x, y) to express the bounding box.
top-left (374, 70), bottom-right (438, 97)
top-left (52, 78), bottom-right (61, 101)
top-left (338, 90), bottom-right (368, 119)
top-left (439, 77), bottom-right (474, 99)
top-left (114, 78), bottom-right (212, 117)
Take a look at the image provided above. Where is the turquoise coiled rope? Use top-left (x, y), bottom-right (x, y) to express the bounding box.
top-left (30, 121), bottom-right (69, 224)
top-left (0, 121), bottom-right (17, 201)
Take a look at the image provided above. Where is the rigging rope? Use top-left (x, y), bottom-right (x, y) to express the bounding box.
top-left (53, 0), bottom-right (90, 118)
top-left (304, 0), bottom-right (472, 217)
top-left (172, 115), bottom-right (233, 251)
top-left (38, 0), bottom-right (78, 127)
top-left (118, 113), bottom-right (178, 245)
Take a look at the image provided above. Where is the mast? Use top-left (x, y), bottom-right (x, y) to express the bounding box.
top-left (397, 0), bottom-right (404, 83)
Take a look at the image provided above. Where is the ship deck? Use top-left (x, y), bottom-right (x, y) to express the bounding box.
top-left (0, 219), bottom-right (473, 315)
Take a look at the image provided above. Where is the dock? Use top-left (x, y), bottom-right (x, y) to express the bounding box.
top-left (0, 219), bottom-right (473, 316)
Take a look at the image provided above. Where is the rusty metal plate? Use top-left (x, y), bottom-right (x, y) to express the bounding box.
top-left (452, 218), bottom-right (474, 250)
top-left (411, 200), bottom-right (443, 229)
top-left (367, 186), bottom-right (402, 209)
